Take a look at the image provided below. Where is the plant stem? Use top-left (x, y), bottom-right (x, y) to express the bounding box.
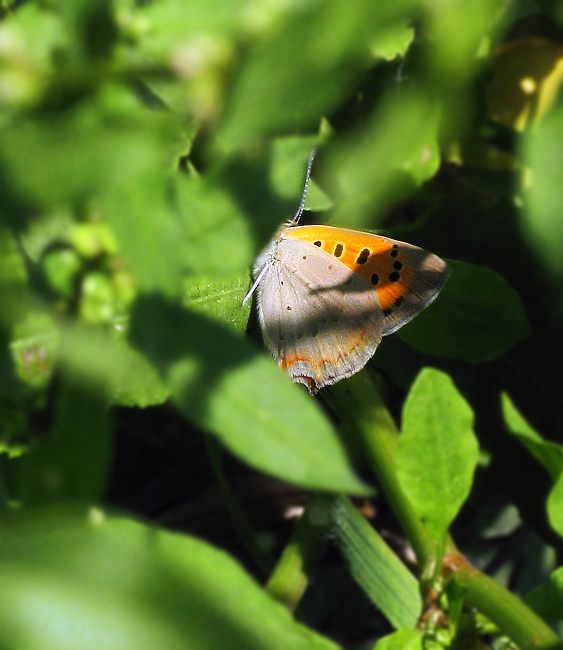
top-left (445, 554), bottom-right (563, 650)
top-left (328, 369), bottom-right (437, 568)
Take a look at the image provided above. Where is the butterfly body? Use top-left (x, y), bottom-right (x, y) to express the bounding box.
top-left (251, 223), bottom-right (449, 393)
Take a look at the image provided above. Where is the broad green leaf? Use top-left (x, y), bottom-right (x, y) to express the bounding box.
top-left (524, 566), bottom-right (563, 622)
top-left (60, 324), bottom-right (168, 408)
top-left (0, 507), bottom-right (340, 650)
top-left (373, 629), bottom-right (423, 650)
top-left (330, 495), bottom-right (422, 630)
top-left (174, 172), bottom-right (253, 277)
top-left (399, 261), bottom-right (530, 363)
top-left (502, 393), bottom-right (563, 481)
top-left (304, 178), bottom-right (333, 213)
top-left (129, 296), bottom-right (371, 494)
top-left (184, 276), bottom-right (250, 333)
top-left (397, 368), bottom-right (478, 540)
top-left (524, 101), bottom-right (563, 284)
top-left (10, 313), bottom-right (168, 407)
top-left (110, 333), bottom-right (169, 408)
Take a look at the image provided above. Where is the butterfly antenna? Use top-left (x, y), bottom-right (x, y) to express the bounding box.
top-left (288, 148), bottom-right (316, 226)
top-left (242, 149), bottom-right (316, 306)
top-left (241, 262), bottom-right (269, 306)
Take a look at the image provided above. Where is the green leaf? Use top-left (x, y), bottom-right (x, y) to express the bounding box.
top-left (16, 321), bottom-right (169, 503)
top-left (174, 172), bottom-right (254, 277)
top-left (524, 566), bottom-right (563, 622)
top-left (397, 368), bottom-right (478, 540)
top-left (268, 137), bottom-right (318, 202)
top-left (524, 101), bottom-right (563, 283)
top-left (330, 495), bottom-right (422, 630)
top-left (502, 394), bottom-right (563, 537)
top-left (0, 112), bottom-right (188, 300)
top-left (0, 113), bottom-right (164, 209)
top-left (370, 22), bottom-right (415, 60)
top-left (502, 393), bottom-right (563, 481)
top-left (60, 324), bottom-right (168, 408)
top-left (19, 370), bottom-right (111, 505)
top-left (103, 168), bottom-right (185, 298)
top-left (254, 135), bottom-right (331, 212)
top-left (501, 392), bottom-right (544, 443)
top-left (328, 88), bottom-right (440, 228)
top-left (547, 474), bottom-right (563, 537)
top-left (129, 296), bottom-right (371, 495)
top-left (0, 507), bottom-right (340, 650)
top-left (184, 276), bottom-right (250, 334)
top-left (217, 0), bottom-right (415, 151)
top-left (373, 629), bottom-right (423, 650)
top-left (399, 261), bottom-right (531, 363)
top-left (54, 0), bottom-right (118, 63)
top-left (4, 3), bottom-right (67, 73)
top-left (137, 0), bottom-right (245, 58)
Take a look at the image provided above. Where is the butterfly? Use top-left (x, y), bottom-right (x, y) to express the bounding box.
top-left (243, 151), bottom-right (450, 393)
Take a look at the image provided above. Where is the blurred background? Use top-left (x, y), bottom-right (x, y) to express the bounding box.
top-left (0, 0), bottom-right (563, 648)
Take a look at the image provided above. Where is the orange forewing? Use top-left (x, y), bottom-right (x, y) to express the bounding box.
top-left (282, 224), bottom-right (417, 311)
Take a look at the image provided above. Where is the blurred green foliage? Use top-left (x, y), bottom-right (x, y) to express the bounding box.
top-left (1, 0), bottom-right (563, 648)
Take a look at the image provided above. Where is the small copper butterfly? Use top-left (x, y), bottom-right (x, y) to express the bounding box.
top-left (244, 151), bottom-right (450, 393)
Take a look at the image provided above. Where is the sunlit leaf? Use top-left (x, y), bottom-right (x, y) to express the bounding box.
top-left (330, 495), bottom-right (422, 629)
top-left (373, 629), bottom-right (423, 650)
top-left (397, 368), bottom-right (478, 540)
top-left (524, 101), bottom-right (563, 289)
top-left (0, 508), bottom-right (340, 650)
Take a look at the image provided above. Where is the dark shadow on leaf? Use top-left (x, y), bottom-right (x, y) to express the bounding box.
top-left (128, 294), bottom-right (262, 424)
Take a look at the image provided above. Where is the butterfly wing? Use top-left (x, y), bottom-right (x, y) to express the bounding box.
top-left (284, 225), bottom-right (450, 337)
top-left (372, 241), bottom-right (449, 336)
top-left (256, 238), bottom-right (383, 392)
